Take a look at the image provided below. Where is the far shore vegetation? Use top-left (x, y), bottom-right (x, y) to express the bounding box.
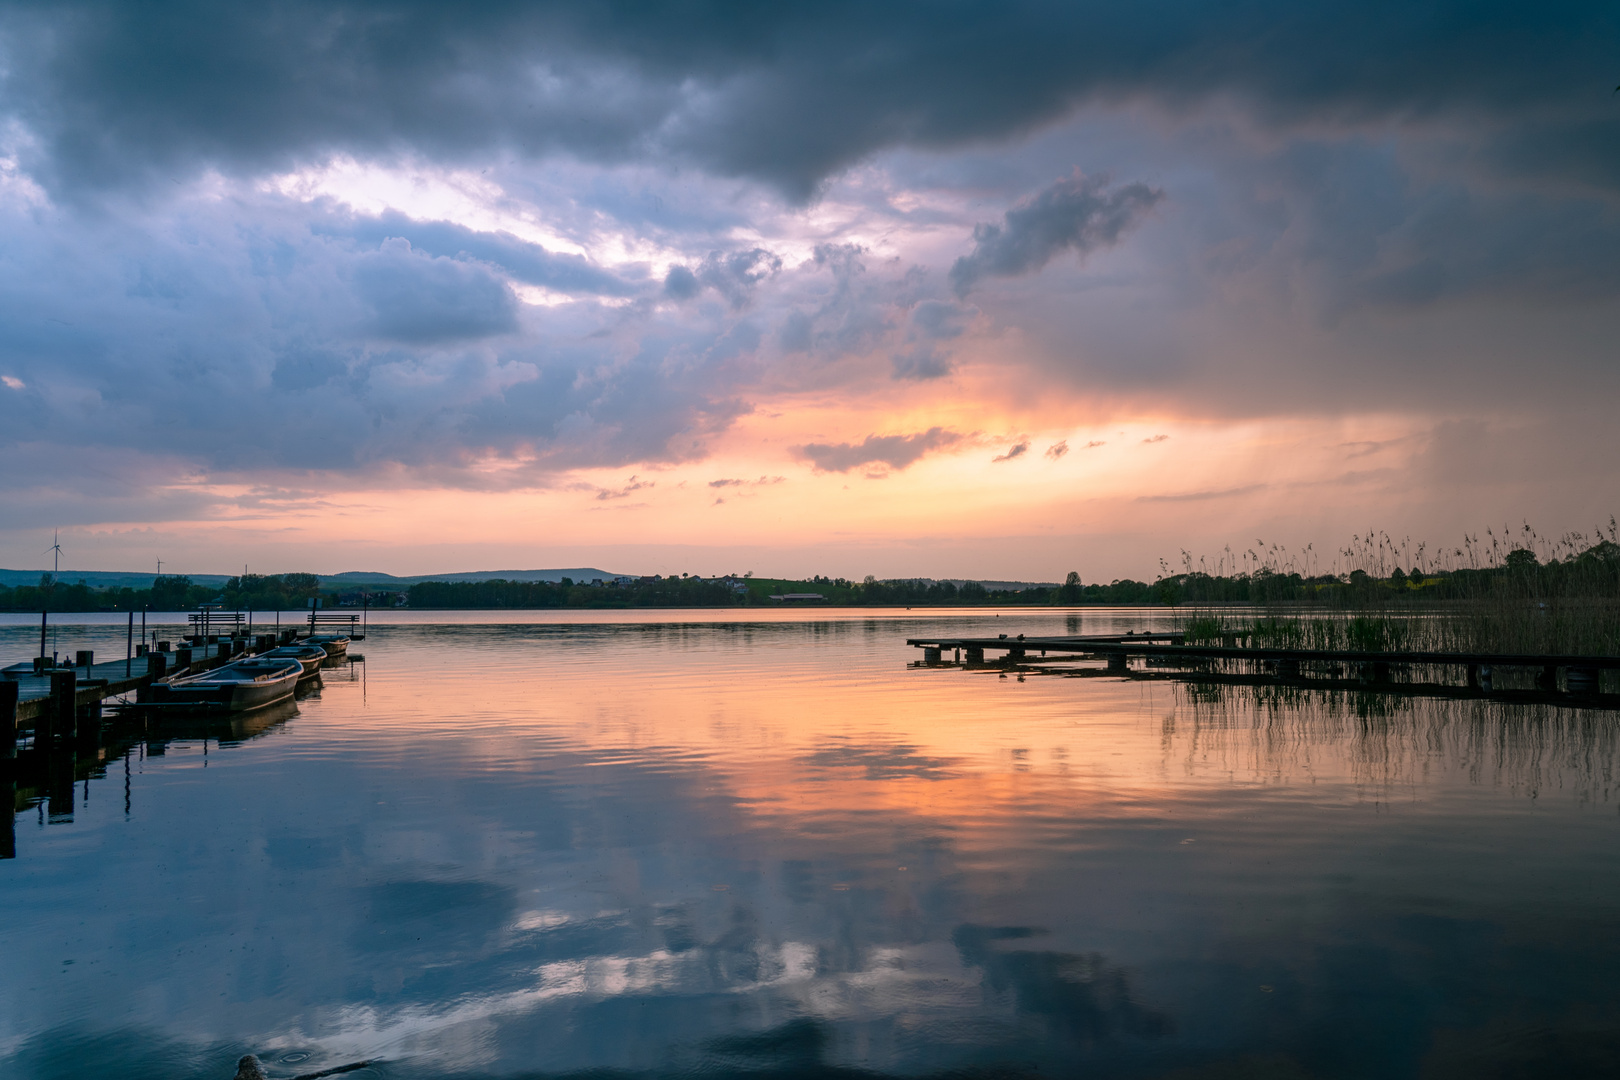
top-left (5, 522), bottom-right (1617, 655)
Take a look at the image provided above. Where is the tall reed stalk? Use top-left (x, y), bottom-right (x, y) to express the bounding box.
top-left (1170, 522), bottom-right (1620, 656)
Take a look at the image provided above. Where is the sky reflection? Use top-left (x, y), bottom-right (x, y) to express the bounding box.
top-left (3, 611), bottom-right (1619, 1078)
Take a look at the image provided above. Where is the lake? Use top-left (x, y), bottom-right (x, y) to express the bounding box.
top-left (2, 608), bottom-right (1618, 1079)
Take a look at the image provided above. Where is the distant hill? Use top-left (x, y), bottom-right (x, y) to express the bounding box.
top-left (319, 569), bottom-right (626, 586)
top-left (0, 567), bottom-right (628, 589)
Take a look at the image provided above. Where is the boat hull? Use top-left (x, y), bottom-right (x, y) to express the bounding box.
top-left (154, 658), bottom-right (303, 712)
top-left (262, 645), bottom-right (327, 680)
top-left (307, 635), bottom-right (349, 658)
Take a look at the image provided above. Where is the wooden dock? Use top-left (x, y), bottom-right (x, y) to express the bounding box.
top-left (906, 633), bottom-right (1620, 700)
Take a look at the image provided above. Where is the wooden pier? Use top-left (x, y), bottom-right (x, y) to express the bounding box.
top-left (3, 611), bottom-right (367, 754)
top-left (906, 633), bottom-right (1620, 702)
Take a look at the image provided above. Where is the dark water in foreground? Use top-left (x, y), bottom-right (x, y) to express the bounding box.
top-left (2, 609), bottom-right (1619, 1080)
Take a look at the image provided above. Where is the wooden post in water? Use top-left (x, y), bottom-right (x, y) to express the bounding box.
top-left (126, 610), bottom-right (134, 677)
top-left (139, 650), bottom-right (167, 703)
top-left (0, 679), bottom-right (17, 767)
top-left (50, 669), bottom-right (77, 747)
top-left (38, 610), bottom-right (47, 672)
top-left (77, 697), bottom-right (101, 754)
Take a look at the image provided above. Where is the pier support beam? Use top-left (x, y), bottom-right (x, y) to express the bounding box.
top-left (923, 647), bottom-right (941, 664)
top-left (965, 647), bottom-right (984, 664)
top-left (49, 670), bottom-right (77, 747)
top-left (0, 680), bottom-right (16, 772)
top-left (76, 700), bottom-right (101, 754)
top-left (1106, 653), bottom-right (1129, 674)
top-left (1567, 667), bottom-right (1598, 695)
top-left (1275, 659), bottom-right (1300, 679)
top-left (1538, 665), bottom-right (1559, 691)
top-left (1360, 661), bottom-right (1390, 685)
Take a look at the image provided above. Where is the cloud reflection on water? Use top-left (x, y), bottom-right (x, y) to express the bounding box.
top-left (2, 612), bottom-right (1620, 1078)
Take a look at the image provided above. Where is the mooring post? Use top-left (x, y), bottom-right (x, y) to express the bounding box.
top-left (126, 610), bottom-right (134, 677)
top-left (175, 646), bottom-right (192, 671)
top-left (0, 679), bottom-right (18, 767)
top-left (139, 650), bottom-right (168, 703)
top-left (0, 781), bottom-right (13, 859)
top-left (76, 698), bottom-right (101, 754)
top-left (50, 669), bottom-right (77, 747)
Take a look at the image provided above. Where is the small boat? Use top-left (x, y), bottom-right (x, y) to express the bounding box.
top-left (305, 635), bottom-right (350, 658)
top-left (260, 644), bottom-right (328, 681)
top-left (154, 657), bottom-right (303, 712)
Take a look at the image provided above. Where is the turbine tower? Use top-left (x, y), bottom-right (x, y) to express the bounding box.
top-left (47, 529), bottom-right (62, 577)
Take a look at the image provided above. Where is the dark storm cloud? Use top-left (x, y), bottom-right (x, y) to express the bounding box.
top-left (949, 172), bottom-right (1162, 296)
top-left (4, 2), bottom-right (1615, 201)
top-left (0, 196), bottom-right (761, 486)
top-left (796, 428), bottom-right (963, 473)
top-left (331, 212), bottom-right (644, 297)
top-left (352, 238), bottom-right (517, 342)
top-left (666, 248), bottom-right (784, 308)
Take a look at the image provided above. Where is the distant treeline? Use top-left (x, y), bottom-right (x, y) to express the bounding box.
top-left (5, 540), bottom-right (1616, 612)
top-left (403, 573), bottom-right (1158, 608)
top-left (407, 576), bottom-right (742, 609)
top-left (0, 572), bottom-right (326, 613)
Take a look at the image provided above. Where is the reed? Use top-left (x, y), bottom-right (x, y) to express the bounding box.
top-left (1171, 520), bottom-right (1620, 657)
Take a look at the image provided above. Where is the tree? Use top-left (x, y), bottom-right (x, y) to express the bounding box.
top-left (1056, 571), bottom-right (1082, 604)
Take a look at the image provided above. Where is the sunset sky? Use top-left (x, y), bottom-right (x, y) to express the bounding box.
top-left (2, 2), bottom-right (1617, 581)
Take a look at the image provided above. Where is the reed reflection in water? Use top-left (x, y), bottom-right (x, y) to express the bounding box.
top-left (1, 610), bottom-right (1618, 1079)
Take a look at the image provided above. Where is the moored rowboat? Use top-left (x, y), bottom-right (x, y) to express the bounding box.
top-left (154, 657), bottom-right (303, 712)
top-left (260, 644), bottom-right (328, 680)
top-left (305, 635), bottom-right (350, 658)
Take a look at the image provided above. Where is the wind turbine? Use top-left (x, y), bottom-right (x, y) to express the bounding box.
top-left (47, 529), bottom-right (62, 577)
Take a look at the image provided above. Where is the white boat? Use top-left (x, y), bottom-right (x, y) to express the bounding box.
top-left (305, 635), bottom-right (350, 658)
top-left (260, 644), bottom-right (327, 680)
top-left (154, 657), bottom-right (303, 712)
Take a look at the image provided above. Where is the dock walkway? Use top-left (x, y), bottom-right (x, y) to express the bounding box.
top-left (906, 633), bottom-right (1620, 698)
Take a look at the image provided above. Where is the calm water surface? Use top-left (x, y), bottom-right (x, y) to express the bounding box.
top-left (2, 609), bottom-right (1619, 1079)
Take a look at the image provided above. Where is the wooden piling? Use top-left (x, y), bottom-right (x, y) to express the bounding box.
top-left (0, 680), bottom-right (17, 764)
top-left (49, 669), bottom-right (77, 746)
